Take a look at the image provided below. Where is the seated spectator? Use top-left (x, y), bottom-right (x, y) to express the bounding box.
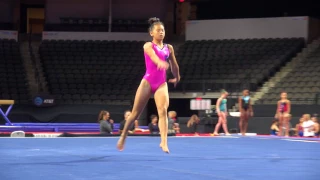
top-left (270, 120), bottom-right (279, 136)
top-left (311, 116), bottom-right (319, 137)
top-left (119, 110), bottom-right (135, 134)
top-left (168, 111), bottom-right (178, 123)
top-left (302, 114), bottom-right (315, 137)
top-left (187, 114), bottom-right (200, 135)
top-left (294, 118), bottom-right (304, 137)
top-left (168, 111), bottom-right (180, 133)
top-left (98, 110), bottom-right (114, 134)
top-left (148, 114), bottom-right (159, 134)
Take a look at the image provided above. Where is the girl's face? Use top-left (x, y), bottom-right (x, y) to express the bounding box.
top-left (243, 90), bottom-right (249, 96)
top-left (152, 117), bottom-right (158, 123)
top-left (311, 117), bottom-right (318, 122)
top-left (103, 112), bottom-right (110, 120)
top-left (150, 24), bottom-right (165, 41)
top-left (280, 92), bottom-right (287, 99)
top-left (222, 92), bottom-right (229, 98)
top-left (303, 114), bottom-right (310, 121)
top-left (299, 118), bottom-right (304, 123)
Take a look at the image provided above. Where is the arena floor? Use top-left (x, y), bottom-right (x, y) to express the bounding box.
top-left (0, 136), bottom-right (319, 180)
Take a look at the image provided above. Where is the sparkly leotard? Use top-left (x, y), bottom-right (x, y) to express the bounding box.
top-left (279, 102), bottom-right (288, 113)
top-left (143, 42), bottom-right (170, 93)
top-left (241, 96), bottom-right (250, 111)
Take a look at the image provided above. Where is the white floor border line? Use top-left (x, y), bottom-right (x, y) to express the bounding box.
top-left (0, 136), bottom-right (240, 139)
top-left (0, 136), bottom-right (318, 142)
top-left (281, 139), bottom-right (320, 143)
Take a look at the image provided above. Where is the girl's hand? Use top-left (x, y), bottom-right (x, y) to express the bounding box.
top-left (168, 78), bottom-right (179, 87)
top-left (157, 61), bottom-right (169, 70)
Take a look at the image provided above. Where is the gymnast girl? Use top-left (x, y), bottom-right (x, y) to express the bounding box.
top-left (270, 120), bottom-right (279, 135)
top-left (295, 117), bottom-right (304, 137)
top-left (275, 91), bottom-right (291, 137)
top-left (238, 89), bottom-right (253, 136)
top-left (117, 17), bottom-right (180, 153)
top-left (213, 90), bottom-right (231, 136)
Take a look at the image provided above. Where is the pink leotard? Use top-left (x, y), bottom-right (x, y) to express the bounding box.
top-left (143, 42), bottom-right (170, 93)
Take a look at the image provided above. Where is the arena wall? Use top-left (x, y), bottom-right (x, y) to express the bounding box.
top-left (45, 0), bottom-right (167, 24)
top-left (186, 16), bottom-right (309, 41)
top-left (0, 0), bottom-right (13, 23)
top-left (42, 31), bottom-right (151, 41)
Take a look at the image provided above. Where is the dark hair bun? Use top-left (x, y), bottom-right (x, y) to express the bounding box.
top-left (148, 17), bottom-right (160, 25)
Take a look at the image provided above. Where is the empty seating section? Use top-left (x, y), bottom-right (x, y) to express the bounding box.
top-left (0, 39), bottom-right (29, 104)
top-left (40, 38), bottom-right (305, 104)
top-left (40, 40), bottom-right (146, 104)
top-left (45, 18), bottom-right (147, 32)
top-left (0, 23), bottom-right (14, 30)
top-left (45, 18), bottom-right (109, 32)
top-left (258, 47), bottom-right (320, 105)
top-left (176, 38), bottom-right (304, 92)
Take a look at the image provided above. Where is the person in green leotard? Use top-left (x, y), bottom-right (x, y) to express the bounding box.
top-left (213, 90), bottom-right (231, 136)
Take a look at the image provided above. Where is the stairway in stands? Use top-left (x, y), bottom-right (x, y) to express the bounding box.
top-left (20, 42), bottom-right (39, 96)
top-left (30, 41), bottom-right (48, 93)
top-left (230, 37), bottom-right (320, 111)
top-left (251, 38), bottom-right (320, 104)
top-left (20, 41), bottom-right (48, 97)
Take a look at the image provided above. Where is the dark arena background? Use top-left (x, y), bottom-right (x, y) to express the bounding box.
top-left (0, 0), bottom-right (319, 179)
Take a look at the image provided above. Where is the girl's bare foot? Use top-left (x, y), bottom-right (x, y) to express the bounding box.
top-left (117, 135), bottom-right (126, 151)
top-left (161, 145), bottom-right (170, 154)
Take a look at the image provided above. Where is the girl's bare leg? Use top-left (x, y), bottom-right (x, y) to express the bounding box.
top-left (221, 112), bottom-right (230, 135)
top-left (117, 80), bottom-right (151, 151)
top-left (213, 118), bottom-right (222, 135)
top-left (154, 83), bottom-right (170, 153)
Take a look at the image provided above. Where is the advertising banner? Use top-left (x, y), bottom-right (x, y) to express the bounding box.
top-left (33, 94), bottom-right (56, 107)
top-left (0, 31), bottom-right (18, 41)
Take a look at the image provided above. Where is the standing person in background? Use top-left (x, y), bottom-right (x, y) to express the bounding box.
top-left (275, 92), bottom-right (291, 137)
top-left (238, 89), bottom-right (254, 136)
top-left (213, 90), bottom-right (231, 136)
